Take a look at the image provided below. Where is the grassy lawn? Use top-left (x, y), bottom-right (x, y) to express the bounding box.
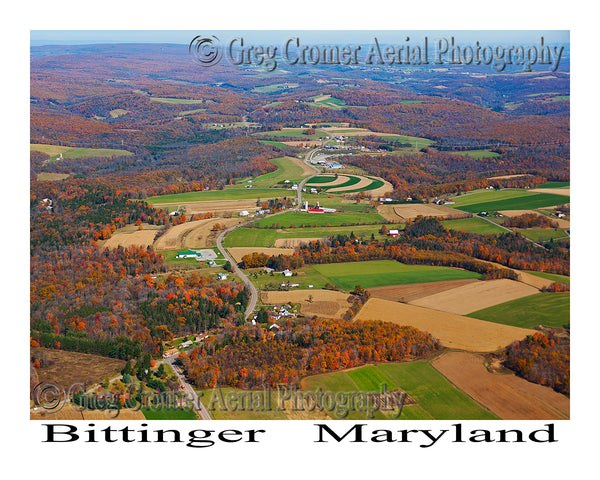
top-left (302, 362), bottom-right (497, 420)
top-left (467, 292), bottom-right (570, 329)
top-left (250, 264), bottom-right (331, 290)
top-left (252, 211), bottom-right (385, 228)
top-left (146, 188), bottom-right (291, 204)
top-left (452, 189), bottom-right (569, 213)
top-left (312, 260), bottom-right (481, 290)
top-left (442, 217), bottom-right (507, 234)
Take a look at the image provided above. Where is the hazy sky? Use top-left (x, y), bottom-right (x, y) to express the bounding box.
top-left (30, 30), bottom-right (570, 47)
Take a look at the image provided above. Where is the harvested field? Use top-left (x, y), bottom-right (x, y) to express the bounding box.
top-left (488, 174), bottom-right (532, 180)
top-left (328, 176), bottom-right (373, 193)
top-left (274, 237), bottom-right (325, 248)
top-left (367, 279), bottom-right (479, 303)
top-left (282, 156), bottom-right (318, 178)
top-left (154, 218), bottom-right (241, 251)
top-left (282, 140), bottom-right (323, 147)
top-left (308, 175), bottom-right (351, 187)
top-left (409, 279), bottom-right (540, 315)
top-left (529, 187), bottom-right (570, 196)
top-left (31, 348), bottom-right (125, 391)
top-left (36, 172), bottom-right (70, 181)
top-left (184, 217), bottom-right (242, 249)
top-left (153, 199), bottom-right (267, 215)
top-left (432, 351), bottom-right (569, 419)
top-left (476, 259), bottom-right (557, 290)
top-left (499, 209), bottom-right (570, 228)
top-left (354, 298), bottom-right (536, 352)
top-left (103, 228), bottom-right (160, 249)
top-left (228, 247), bottom-right (295, 263)
top-left (261, 289), bottom-right (352, 319)
top-left (392, 203), bottom-right (460, 220)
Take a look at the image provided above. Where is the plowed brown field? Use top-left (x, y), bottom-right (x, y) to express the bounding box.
top-left (432, 351), bottom-right (569, 419)
top-left (367, 279), bottom-right (479, 303)
top-left (354, 298), bottom-right (536, 352)
top-left (409, 279), bottom-right (540, 315)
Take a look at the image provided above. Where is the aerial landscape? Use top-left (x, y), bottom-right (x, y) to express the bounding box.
top-left (29, 31), bottom-right (570, 422)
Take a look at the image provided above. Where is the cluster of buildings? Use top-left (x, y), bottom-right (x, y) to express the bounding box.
top-left (301, 201), bottom-right (337, 214)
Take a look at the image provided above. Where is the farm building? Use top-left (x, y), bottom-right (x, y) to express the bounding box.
top-left (388, 229), bottom-right (399, 236)
top-left (308, 208), bottom-right (325, 213)
top-left (282, 269), bottom-right (293, 277)
top-left (217, 273), bottom-right (229, 280)
top-left (176, 250), bottom-right (199, 259)
top-left (240, 210), bottom-right (249, 216)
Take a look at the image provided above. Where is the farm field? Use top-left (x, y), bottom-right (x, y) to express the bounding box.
top-left (252, 211), bottom-right (386, 228)
top-left (146, 188), bottom-right (291, 204)
top-left (441, 217), bottom-right (507, 234)
top-left (451, 189), bottom-right (569, 213)
top-left (312, 260), bottom-right (481, 290)
top-left (101, 224), bottom-right (162, 249)
top-left (150, 97), bottom-right (203, 104)
top-left (36, 172), bottom-right (70, 181)
top-left (431, 352), bottom-right (569, 419)
top-left (31, 403), bottom-right (147, 421)
top-left (448, 150), bottom-right (500, 158)
top-left (301, 362), bottom-right (498, 420)
top-left (31, 348), bottom-right (125, 391)
top-left (499, 209), bottom-right (570, 228)
top-left (526, 270), bottom-right (570, 285)
top-left (514, 228), bottom-right (569, 243)
top-left (409, 279), bottom-right (540, 315)
top-left (467, 292), bottom-right (570, 329)
top-left (249, 156), bottom-right (316, 188)
top-left (261, 289), bottom-right (353, 319)
top-left (378, 203), bottom-right (459, 222)
top-left (154, 218), bottom-right (241, 251)
top-left (367, 279), bottom-right (480, 303)
top-left (529, 187), bottom-right (570, 196)
top-left (355, 297), bottom-right (536, 352)
top-left (30, 143), bottom-right (134, 160)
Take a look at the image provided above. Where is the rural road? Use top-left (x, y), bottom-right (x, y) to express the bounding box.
top-left (161, 355), bottom-right (212, 420)
top-left (214, 146), bottom-right (325, 320)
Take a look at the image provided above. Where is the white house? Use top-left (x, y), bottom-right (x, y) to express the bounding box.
top-left (282, 269), bottom-right (293, 277)
top-left (240, 210), bottom-right (249, 217)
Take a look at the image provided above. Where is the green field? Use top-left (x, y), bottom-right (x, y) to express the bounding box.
top-left (341, 178), bottom-right (385, 193)
top-left (452, 189), bottom-right (569, 213)
top-left (312, 260), bottom-right (481, 290)
top-left (526, 271), bottom-right (570, 285)
top-left (442, 217), bottom-right (507, 234)
top-left (252, 211), bottom-right (386, 228)
top-left (450, 150), bottom-right (501, 158)
top-left (250, 157), bottom-right (312, 188)
top-left (250, 264), bottom-right (332, 290)
top-left (141, 408), bottom-right (198, 420)
top-left (308, 96), bottom-right (347, 109)
top-left (150, 97), bottom-right (203, 105)
top-left (468, 292), bottom-right (570, 329)
top-left (224, 224), bottom-right (396, 248)
top-left (31, 144), bottom-right (134, 160)
top-left (302, 362), bottom-right (498, 420)
top-left (306, 175), bottom-right (339, 184)
top-left (255, 128), bottom-right (328, 141)
top-left (536, 181), bottom-right (570, 189)
top-left (258, 140), bottom-right (289, 149)
top-left (312, 175), bottom-right (362, 190)
top-left (146, 188), bottom-right (291, 204)
top-left (198, 387), bottom-right (288, 420)
top-left (515, 228), bottom-right (569, 243)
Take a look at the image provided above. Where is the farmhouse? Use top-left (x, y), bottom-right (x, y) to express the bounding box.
top-left (217, 273), bottom-right (229, 280)
top-left (283, 269), bottom-right (293, 277)
top-left (388, 229), bottom-right (399, 237)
